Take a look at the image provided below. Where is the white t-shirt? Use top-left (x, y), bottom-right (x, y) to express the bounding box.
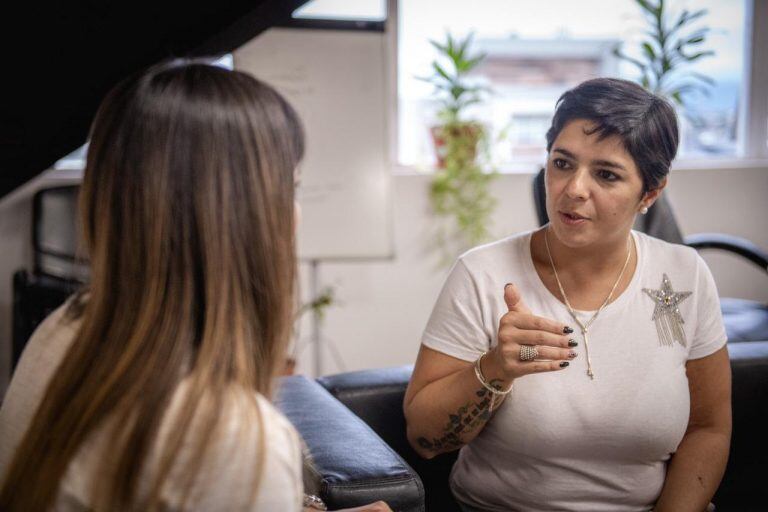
top-left (0, 303), bottom-right (304, 511)
top-left (422, 230), bottom-right (727, 512)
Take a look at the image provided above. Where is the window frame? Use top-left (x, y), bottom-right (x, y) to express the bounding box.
top-left (739, 0), bottom-right (768, 160)
top-left (388, 0), bottom-right (768, 174)
top-left (285, 1), bottom-right (387, 32)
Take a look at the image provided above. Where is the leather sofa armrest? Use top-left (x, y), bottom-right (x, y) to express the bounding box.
top-left (276, 375), bottom-right (424, 512)
top-left (317, 365), bottom-right (414, 455)
top-left (318, 367), bottom-right (461, 512)
top-left (714, 341), bottom-right (768, 508)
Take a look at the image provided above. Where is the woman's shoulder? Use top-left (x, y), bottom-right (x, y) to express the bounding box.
top-left (635, 231), bottom-right (712, 284)
top-left (148, 383), bottom-right (303, 509)
top-left (0, 299), bottom-right (82, 473)
top-left (635, 230), bottom-right (700, 263)
top-left (457, 231), bottom-right (533, 270)
top-left (206, 388), bottom-right (303, 507)
top-left (61, 384), bottom-right (304, 511)
top-left (20, 297), bottom-right (81, 359)
top-left (170, 381), bottom-right (300, 454)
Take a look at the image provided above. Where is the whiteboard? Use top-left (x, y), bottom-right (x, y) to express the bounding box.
top-left (234, 28), bottom-right (393, 260)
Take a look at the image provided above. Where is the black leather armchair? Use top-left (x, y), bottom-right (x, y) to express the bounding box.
top-left (278, 343), bottom-right (768, 512)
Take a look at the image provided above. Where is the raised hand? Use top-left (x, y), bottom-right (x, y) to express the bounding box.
top-left (487, 283), bottom-right (577, 380)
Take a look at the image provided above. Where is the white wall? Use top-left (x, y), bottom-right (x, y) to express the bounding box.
top-left (1, 164), bottom-right (767, 393)
top-left (293, 165), bottom-right (768, 378)
top-left (667, 165), bottom-right (768, 302)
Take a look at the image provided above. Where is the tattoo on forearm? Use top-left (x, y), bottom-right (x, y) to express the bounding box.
top-left (416, 379), bottom-right (503, 453)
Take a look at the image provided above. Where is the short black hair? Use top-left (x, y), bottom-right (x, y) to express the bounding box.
top-left (545, 78), bottom-right (678, 193)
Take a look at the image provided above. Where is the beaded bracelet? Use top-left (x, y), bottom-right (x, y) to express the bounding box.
top-left (473, 351), bottom-right (513, 413)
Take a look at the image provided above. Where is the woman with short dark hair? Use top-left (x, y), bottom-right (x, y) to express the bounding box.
top-left (405, 78), bottom-right (731, 511)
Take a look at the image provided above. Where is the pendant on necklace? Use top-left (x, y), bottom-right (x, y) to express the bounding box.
top-left (544, 227), bottom-right (633, 381)
top-left (643, 274), bottom-right (692, 347)
top-left (581, 328), bottom-right (594, 379)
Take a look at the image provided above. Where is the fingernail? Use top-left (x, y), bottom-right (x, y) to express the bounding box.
top-left (505, 283), bottom-right (513, 290)
top-left (563, 326), bottom-right (574, 334)
top-left (568, 351), bottom-right (578, 358)
top-left (560, 361), bottom-right (570, 368)
top-left (568, 339), bottom-right (578, 347)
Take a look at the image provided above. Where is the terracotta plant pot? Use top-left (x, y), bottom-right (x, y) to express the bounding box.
top-left (430, 122), bottom-right (483, 168)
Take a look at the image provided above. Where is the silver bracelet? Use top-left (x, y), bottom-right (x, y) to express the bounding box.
top-left (474, 351), bottom-right (513, 396)
top-left (303, 494), bottom-right (328, 510)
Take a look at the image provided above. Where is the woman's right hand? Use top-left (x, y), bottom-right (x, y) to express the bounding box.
top-left (485, 283), bottom-right (577, 381)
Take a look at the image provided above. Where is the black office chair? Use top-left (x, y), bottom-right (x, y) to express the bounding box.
top-left (12, 185), bottom-right (86, 371)
top-left (532, 168), bottom-right (768, 343)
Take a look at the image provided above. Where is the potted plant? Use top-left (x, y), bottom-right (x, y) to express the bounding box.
top-left (420, 32), bottom-right (497, 257)
top-left (286, 286), bottom-right (337, 376)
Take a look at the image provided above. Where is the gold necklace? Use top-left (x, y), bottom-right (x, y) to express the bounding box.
top-left (544, 227), bottom-right (633, 380)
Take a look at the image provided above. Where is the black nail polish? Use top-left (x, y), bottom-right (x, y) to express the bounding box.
top-left (560, 361), bottom-right (570, 368)
top-left (568, 339), bottom-right (578, 347)
top-left (563, 326), bottom-right (574, 334)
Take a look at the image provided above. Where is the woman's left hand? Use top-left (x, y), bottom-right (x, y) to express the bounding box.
top-left (303, 501), bottom-right (394, 512)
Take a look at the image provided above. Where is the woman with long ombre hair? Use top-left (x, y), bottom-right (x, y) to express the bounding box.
top-left (0, 62), bottom-right (306, 510)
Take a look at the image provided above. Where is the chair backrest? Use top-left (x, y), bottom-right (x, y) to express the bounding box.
top-left (532, 168), bottom-right (549, 225)
top-left (531, 168), bottom-right (684, 244)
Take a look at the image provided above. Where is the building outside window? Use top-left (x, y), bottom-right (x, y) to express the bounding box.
top-left (397, 0), bottom-right (746, 169)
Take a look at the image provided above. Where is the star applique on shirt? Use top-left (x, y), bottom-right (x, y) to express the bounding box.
top-left (643, 274), bottom-right (692, 347)
top-left (643, 274), bottom-right (692, 320)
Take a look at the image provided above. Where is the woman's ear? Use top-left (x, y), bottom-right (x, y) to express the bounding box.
top-left (640, 176), bottom-right (668, 211)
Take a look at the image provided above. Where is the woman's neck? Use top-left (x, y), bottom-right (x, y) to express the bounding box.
top-left (530, 225), bottom-right (637, 311)
top-left (538, 225), bottom-right (633, 277)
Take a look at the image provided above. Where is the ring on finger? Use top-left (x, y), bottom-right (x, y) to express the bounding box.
top-left (519, 344), bottom-right (539, 362)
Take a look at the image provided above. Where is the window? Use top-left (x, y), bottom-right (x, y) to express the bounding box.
top-left (397, 0), bottom-right (748, 169)
top-left (291, 0), bottom-right (387, 30)
top-left (293, 0), bottom-right (386, 22)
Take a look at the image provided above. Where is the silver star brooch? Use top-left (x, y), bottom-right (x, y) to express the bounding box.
top-left (642, 274), bottom-right (692, 347)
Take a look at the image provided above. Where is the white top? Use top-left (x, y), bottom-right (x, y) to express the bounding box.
top-left (422, 230), bottom-right (727, 512)
top-left (0, 303), bottom-right (304, 511)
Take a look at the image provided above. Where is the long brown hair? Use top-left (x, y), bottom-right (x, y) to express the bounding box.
top-left (0, 61), bottom-right (304, 510)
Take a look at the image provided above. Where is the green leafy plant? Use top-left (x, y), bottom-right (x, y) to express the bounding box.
top-left (614, 0), bottom-right (715, 106)
top-left (429, 126), bottom-right (496, 251)
top-left (288, 286), bottom-right (338, 374)
top-left (420, 32), bottom-right (488, 123)
top-left (295, 286), bottom-right (335, 323)
top-left (420, 32), bottom-right (497, 258)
